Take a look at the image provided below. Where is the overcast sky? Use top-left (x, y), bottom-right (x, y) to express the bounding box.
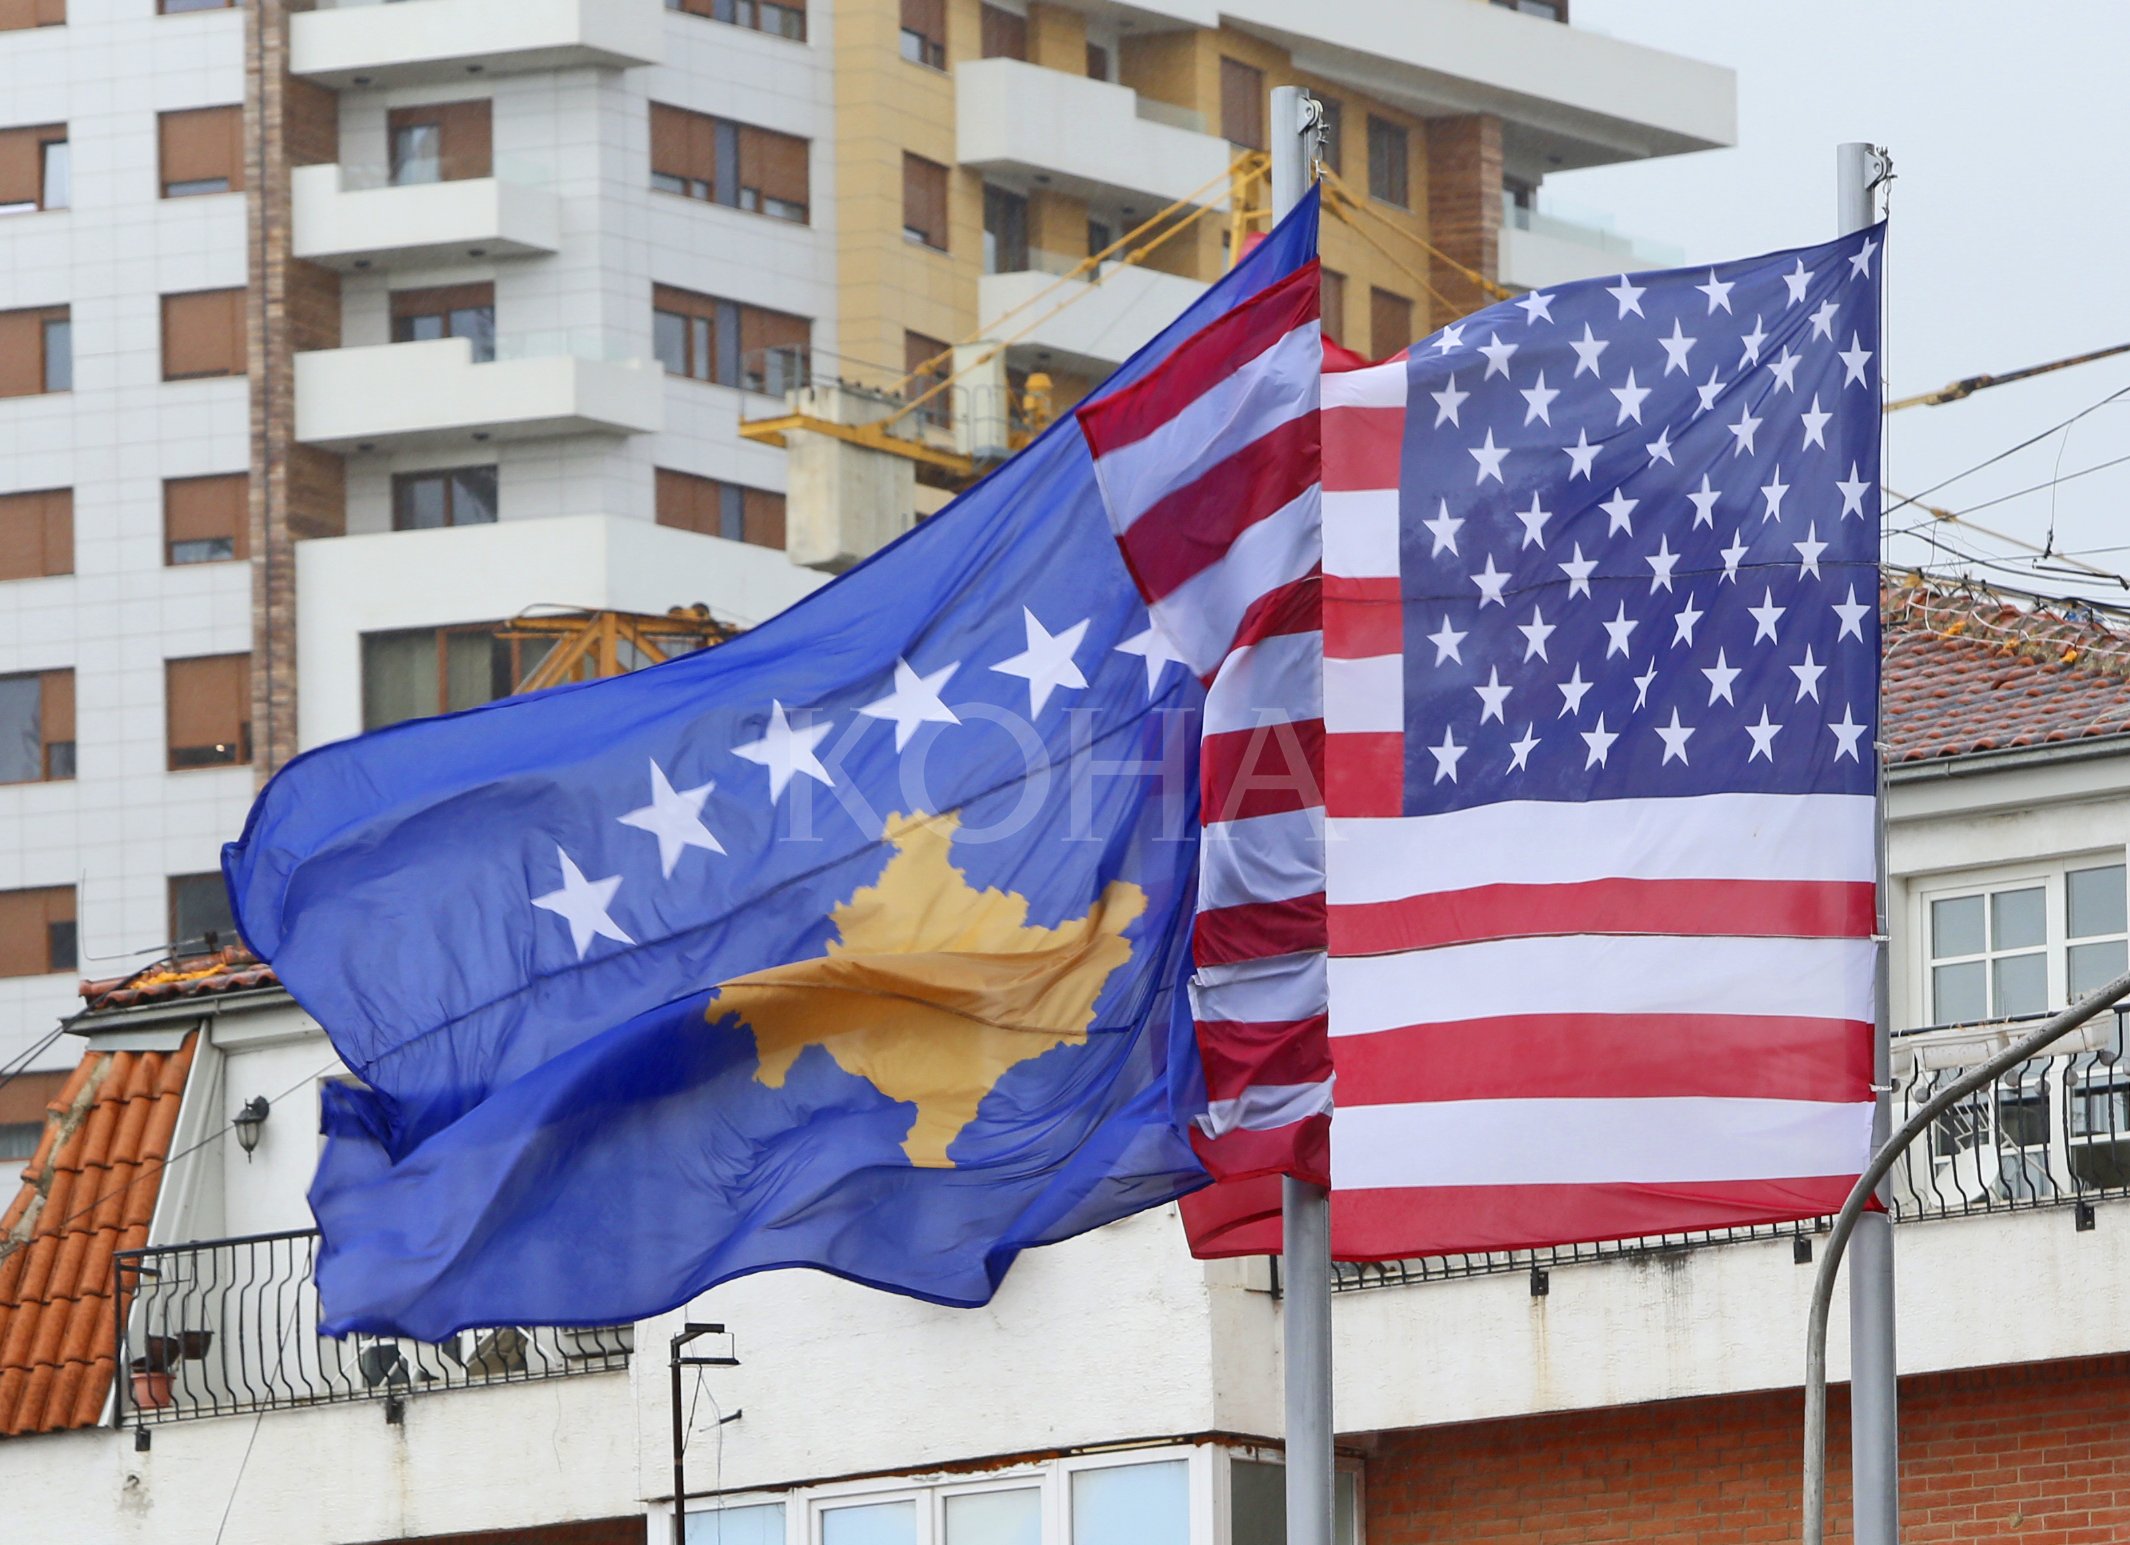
top-left (1550, 1), bottom-right (2130, 604)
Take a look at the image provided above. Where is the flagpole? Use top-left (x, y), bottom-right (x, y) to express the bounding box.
top-left (1837, 139), bottom-right (1899, 1545)
top-left (1269, 82), bottom-right (1335, 1545)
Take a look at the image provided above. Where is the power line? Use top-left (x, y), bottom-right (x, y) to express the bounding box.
top-left (1883, 381), bottom-right (2130, 521)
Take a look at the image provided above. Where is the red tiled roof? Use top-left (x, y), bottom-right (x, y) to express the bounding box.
top-left (81, 945), bottom-right (277, 1013)
top-left (0, 1035), bottom-right (197, 1436)
top-left (1883, 580), bottom-right (2130, 763)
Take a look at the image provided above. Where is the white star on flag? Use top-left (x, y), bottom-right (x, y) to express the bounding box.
top-left (617, 761), bottom-right (724, 877)
top-left (532, 847), bottom-right (633, 958)
top-left (733, 699), bottom-right (835, 802)
top-left (991, 608), bottom-right (1089, 715)
top-left (1114, 626), bottom-right (1186, 696)
top-left (860, 657), bottom-right (963, 749)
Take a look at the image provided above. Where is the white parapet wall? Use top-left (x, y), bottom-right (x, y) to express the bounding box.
top-left (289, 0), bottom-right (664, 88)
top-left (291, 166), bottom-right (561, 272)
top-left (293, 339), bottom-right (664, 451)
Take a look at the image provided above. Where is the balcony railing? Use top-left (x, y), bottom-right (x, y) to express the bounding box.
top-left (1333, 1010), bottom-right (2130, 1294)
top-left (113, 1230), bottom-right (630, 1429)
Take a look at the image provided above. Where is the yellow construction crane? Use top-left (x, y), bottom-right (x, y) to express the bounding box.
top-left (502, 605), bottom-right (742, 693)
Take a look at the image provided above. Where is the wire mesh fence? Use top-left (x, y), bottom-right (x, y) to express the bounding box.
top-left (113, 1229), bottom-right (631, 1428)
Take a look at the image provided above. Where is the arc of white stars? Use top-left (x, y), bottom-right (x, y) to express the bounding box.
top-left (1430, 374), bottom-right (1469, 428)
top-left (1115, 626), bottom-right (1185, 696)
top-left (733, 700), bottom-right (836, 803)
top-left (990, 608), bottom-right (1090, 716)
top-left (1469, 427), bottom-right (1509, 485)
top-left (617, 760), bottom-right (724, 877)
top-left (1841, 332), bottom-right (1875, 387)
top-left (1746, 708), bottom-right (1783, 763)
top-left (1581, 713), bottom-right (1619, 769)
top-left (860, 657), bottom-right (962, 750)
top-left (531, 847), bottom-right (633, 959)
top-left (1656, 708), bottom-right (1694, 765)
top-left (1478, 332), bottom-right (1517, 379)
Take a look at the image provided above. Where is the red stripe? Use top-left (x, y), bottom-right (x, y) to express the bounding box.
top-left (1203, 717), bottom-right (1324, 823)
top-left (1075, 262), bottom-right (1320, 457)
top-left (1325, 731), bottom-right (1403, 817)
top-left (1189, 1111), bottom-right (1331, 1189)
top-left (1194, 893), bottom-right (1327, 967)
top-left (1332, 1012), bottom-right (1873, 1105)
top-left (1118, 414), bottom-right (1320, 601)
top-left (1329, 877), bottom-right (1878, 955)
top-left (1182, 1175), bottom-right (1857, 1260)
top-left (1223, 572), bottom-right (1322, 660)
top-left (1195, 1012), bottom-right (1334, 1101)
top-left (1324, 577), bottom-right (1401, 657)
top-left (1321, 404), bottom-right (1404, 492)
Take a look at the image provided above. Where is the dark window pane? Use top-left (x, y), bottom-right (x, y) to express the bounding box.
top-left (452, 466), bottom-right (499, 524)
top-left (2069, 864), bottom-right (2127, 940)
top-left (451, 305), bottom-right (495, 363)
top-left (0, 675), bottom-right (38, 784)
top-left (1932, 960), bottom-right (1985, 1026)
top-left (654, 309), bottom-right (689, 375)
top-left (391, 124), bottom-right (441, 186)
top-left (170, 872), bottom-right (235, 949)
top-left (1992, 886), bottom-right (2045, 951)
top-left (46, 918), bottom-right (76, 973)
top-left (1931, 894), bottom-right (1984, 958)
top-left (361, 630), bottom-right (436, 731)
top-left (394, 474), bottom-right (450, 530)
top-left (42, 317), bottom-right (69, 391)
top-left (1992, 952), bottom-right (2047, 1018)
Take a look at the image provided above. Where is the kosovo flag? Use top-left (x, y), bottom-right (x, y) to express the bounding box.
top-left (223, 196), bottom-right (1322, 1341)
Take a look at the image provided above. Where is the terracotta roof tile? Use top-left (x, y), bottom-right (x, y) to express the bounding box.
top-left (0, 1032), bottom-right (197, 1438)
top-left (79, 945), bottom-right (277, 1013)
top-left (1883, 580), bottom-right (2130, 764)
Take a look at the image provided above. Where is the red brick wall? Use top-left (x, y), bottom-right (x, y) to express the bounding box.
top-left (1365, 1354), bottom-right (2130, 1545)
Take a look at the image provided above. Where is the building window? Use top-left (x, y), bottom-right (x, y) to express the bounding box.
top-left (663, 0), bottom-right (806, 42)
top-left (1220, 58), bottom-right (1265, 151)
top-left (0, 669), bottom-right (74, 784)
top-left (0, 306), bottom-right (69, 396)
top-left (391, 282), bottom-right (495, 363)
top-left (902, 152), bottom-right (948, 250)
top-left (159, 0), bottom-right (233, 12)
top-left (165, 654), bottom-right (251, 770)
top-left (653, 284), bottom-right (810, 394)
top-left (1492, 0), bottom-right (1567, 19)
top-left (162, 289), bottom-right (245, 380)
top-left (0, 0), bottom-right (67, 33)
top-left (899, 0), bottom-right (945, 69)
top-left (903, 330), bottom-right (953, 431)
top-left (1085, 42), bottom-right (1110, 81)
top-left (360, 624), bottom-right (553, 732)
top-left (0, 487), bottom-right (72, 580)
top-left (0, 886), bottom-right (75, 979)
top-left (1321, 267), bottom-right (1347, 349)
top-left (0, 124), bottom-right (67, 213)
top-left (158, 106), bottom-right (243, 197)
top-left (1927, 862), bottom-right (2129, 1025)
top-left (656, 468), bottom-right (786, 549)
top-left (164, 474), bottom-right (247, 565)
top-left (649, 104), bottom-right (809, 223)
top-left (982, 183), bottom-right (1027, 275)
top-left (392, 466), bottom-right (498, 530)
top-left (1317, 96), bottom-right (1343, 176)
top-left (387, 100), bottom-right (491, 186)
top-left (1367, 115), bottom-right (1409, 208)
top-left (1369, 287), bottom-right (1411, 361)
top-left (978, 2), bottom-right (1025, 60)
top-left (169, 872), bottom-right (235, 953)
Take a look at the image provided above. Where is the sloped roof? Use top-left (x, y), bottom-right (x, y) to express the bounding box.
top-left (1882, 579), bottom-right (2130, 763)
top-left (80, 944), bottom-right (277, 1013)
top-left (0, 1035), bottom-right (197, 1436)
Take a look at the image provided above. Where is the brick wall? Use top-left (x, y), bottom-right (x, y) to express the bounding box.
top-left (1365, 1353), bottom-right (2130, 1545)
top-left (1420, 112), bottom-right (1502, 331)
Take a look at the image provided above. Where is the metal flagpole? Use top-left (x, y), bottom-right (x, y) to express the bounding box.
top-left (1268, 83), bottom-right (1334, 1545)
top-left (1837, 139), bottom-right (1898, 1545)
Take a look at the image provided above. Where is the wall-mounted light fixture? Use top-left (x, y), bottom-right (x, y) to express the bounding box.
top-left (233, 1096), bottom-right (271, 1159)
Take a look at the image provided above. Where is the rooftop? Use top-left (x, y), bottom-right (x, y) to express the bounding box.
top-left (79, 945), bottom-right (278, 1015)
top-left (1882, 577), bottom-right (2130, 764)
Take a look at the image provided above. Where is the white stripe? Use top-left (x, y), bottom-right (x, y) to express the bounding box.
top-left (1323, 653), bottom-right (1401, 734)
top-left (1333, 1097), bottom-right (1875, 1190)
top-left (1326, 793), bottom-right (1878, 905)
top-left (1322, 488), bottom-right (1399, 578)
top-left (1204, 631), bottom-right (1323, 736)
top-left (1092, 322), bottom-right (1320, 531)
top-left (1148, 485), bottom-right (1319, 672)
top-left (1329, 934), bottom-right (1876, 1036)
top-left (1192, 949), bottom-right (1327, 1024)
top-left (1321, 357), bottom-right (1408, 411)
top-left (1201, 808), bottom-right (1324, 909)
top-left (1195, 1078), bottom-right (1335, 1139)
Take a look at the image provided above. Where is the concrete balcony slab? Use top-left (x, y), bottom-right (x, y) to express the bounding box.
top-left (290, 0), bottom-right (662, 89)
top-left (291, 165), bottom-right (559, 272)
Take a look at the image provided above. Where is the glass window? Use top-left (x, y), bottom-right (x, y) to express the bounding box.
top-left (821, 1499), bottom-right (917, 1545)
top-left (0, 674), bottom-right (39, 784)
top-left (2068, 863), bottom-right (2128, 998)
top-left (1367, 115), bottom-right (1409, 208)
top-left (391, 123), bottom-right (442, 186)
top-left (944, 1488), bottom-right (1040, 1544)
top-left (1071, 1460), bottom-right (1188, 1545)
top-left (170, 871), bottom-right (236, 949)
top-left (43, 316), bottom-right (70, 391)
top-left (1930, 885), bottom-right (2046, 1023)
top-left (982, 184), bottom-right (1027, 275)
top-left (40, 139), bottom-right (67, 210)
top-left (654, 308), bottom-right (690, 376)
top-left (685, 1502), bottom-right (784, 1544)
top-left (1230, 1459), bottom-right (1361, 1545)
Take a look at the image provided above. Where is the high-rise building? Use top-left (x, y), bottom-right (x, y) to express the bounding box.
top-left (0, 0), bottom-right (1730, 1114)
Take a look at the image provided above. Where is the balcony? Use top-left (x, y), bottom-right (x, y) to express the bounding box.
top-left (956, 58), bottom-right (1232, 212)
top-left (978, 264), bottom-right (1207, 378)
top-left (1498, 199), bottom-right (1682, 292)
top-left (113, 1230), bottom-right (632, 1429)
top-left (294, 336), bottom-right (663, 451)
top-left (291, 162), bottom-right (559, 272)
top-left (290, 0), bottom-right (663, 90)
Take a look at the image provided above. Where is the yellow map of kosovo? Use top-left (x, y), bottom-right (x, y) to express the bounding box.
top-left (710, 811), bottom-right (1148, 1167)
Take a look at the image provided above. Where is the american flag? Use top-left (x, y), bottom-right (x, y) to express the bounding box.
top-left (1099, 219), bottom-right (1886, 1259)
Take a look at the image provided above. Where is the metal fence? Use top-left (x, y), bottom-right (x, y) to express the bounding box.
top-left (1333, 1010), bottom-right (2130, 1294)
top-left (112, 1230), bottom-right (631, 1428)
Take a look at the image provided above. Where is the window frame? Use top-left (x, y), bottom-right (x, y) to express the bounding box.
top-left (391, 465), bottom-right (499, 531)
top-left (0, 486), bottom-right (73, 580)
top-left (0, 668), bottom-right (73, 785)
top-left (0, 885), bottom-right (75, 980)
top-left (359, 623), bottom-right (553, 732)
top-left (1366, 114), bottom-right (1410, 209)
top-left (902, 152), bottom-right (950, 252)
top-left (164, 653), bottom-right (252, 771)
top-left (1917, 854), bottom-right (2130, 1028)
top-left (160, 288), bottom-right (246, 382)
top-left (664, 0), bottom-right (807, 43)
